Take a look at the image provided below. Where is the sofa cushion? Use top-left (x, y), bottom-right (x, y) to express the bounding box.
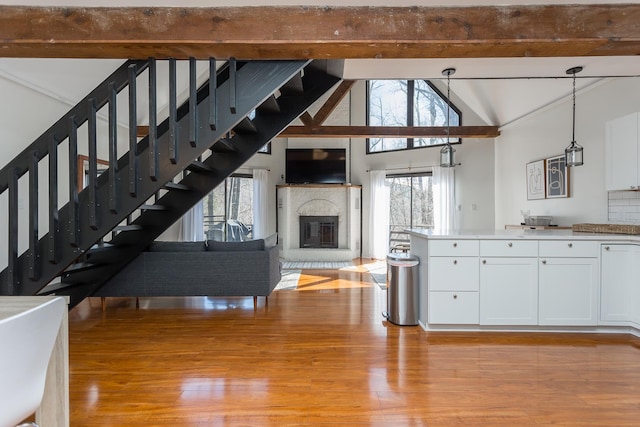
top-left (206, 239), bottom-right (265, 251)
top-left (148, 241), bottom-right (207, 252)
top-left (263, 233), bottom-right (278, 248)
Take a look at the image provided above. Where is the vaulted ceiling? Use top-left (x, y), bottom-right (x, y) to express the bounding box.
top-left (0, 1), bottom-right (638, 127)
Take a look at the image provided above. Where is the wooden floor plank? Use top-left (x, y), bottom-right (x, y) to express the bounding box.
top-left (66, 259), bottom-right (640, 426)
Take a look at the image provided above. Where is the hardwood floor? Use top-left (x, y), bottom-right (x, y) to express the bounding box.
top-left (67, 259), bottom-right (640, 426)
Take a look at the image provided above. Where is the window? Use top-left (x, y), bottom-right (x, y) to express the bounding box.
top-left (367, 80), bottom-right (461, 153)
top-left (203, 174), bottom-right (254, 242)
top-left (257, 142), bottom-right (271, 154)
top-left (387, 173), bottom-right (433, 249)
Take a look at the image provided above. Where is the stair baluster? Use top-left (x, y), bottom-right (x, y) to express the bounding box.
top-left (28, 150), bottom-right (39, 280)
top-left (209, 57), bottom-right (217, 130)
top-left (108, 82), bottom-right (119, 214)
top-left (169, 58), bottom-right (178, 164)
top-left (68, 116), bottom-right (79, 246)
top-left (148, 58), bottom-right (158, 181)
top-left (189, 57), bottom-right (197, 147)
top-left (128, 64), bottom-right (139, 197)
top-left (48, 134), bottom-right (59, 264)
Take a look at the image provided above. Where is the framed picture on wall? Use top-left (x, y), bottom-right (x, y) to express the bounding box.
top-left (526, 159), bottom-right (546, 200)
top-left (545, 154), bottom-right (569, 198)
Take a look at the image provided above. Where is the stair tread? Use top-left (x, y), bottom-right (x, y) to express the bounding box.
top-left (163, 182), bottom-right (191, 191)
top-left (233, 117), bottom-right (258, 134)
top-left (187, 161), bottom-right (215, 173)
top-left (114, 224), bottom-right (144, 232)
top-left (139, 204), bottom-right (167, 211)
top-left (63, 262), bottom-right (101, 274)
top-left (211, 139), bottom-right (236, 153)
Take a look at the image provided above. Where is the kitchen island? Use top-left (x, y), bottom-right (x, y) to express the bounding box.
top-left (407, 228), bottom-right (640, 337)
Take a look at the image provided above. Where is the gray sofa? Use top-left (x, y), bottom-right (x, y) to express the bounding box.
top-left (95, 234), bottom-right (281, 303)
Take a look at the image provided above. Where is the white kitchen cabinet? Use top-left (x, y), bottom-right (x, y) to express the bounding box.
top-left (600, 244), bottom-right (633, 323)
top-left (630, 246), bottom-right (640, 328)
top-left (538, 258), bottom-right (599, 326)
top-left (480, 257), bottom-right (538, 325)
top-left (429, 291), bottom-right (479, 325)
top-left (427, 239), bottom-right (479, 325)
top-left (538, 240), bottom-right (599, 326)
top-left (605, 112), bottom-right (640, 191)
top-left (601, 244), bottom-right (640, 327)
top-left (429, 257), bottom-right (479, 291)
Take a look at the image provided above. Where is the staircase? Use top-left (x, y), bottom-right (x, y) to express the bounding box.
top-left (0, 58), bottom-right (340, 306)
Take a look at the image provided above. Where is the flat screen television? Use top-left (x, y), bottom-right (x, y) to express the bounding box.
top-left (285, 148), bottom-right (347, 184)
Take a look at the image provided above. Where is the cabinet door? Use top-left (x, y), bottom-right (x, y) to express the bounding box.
top-left (605, 113), bottom-right (639, 191)
top-left (429, 257), bottom-right (479, 291)
top-left (539, 257), bottom-right (599, 326)
top-left (480, 258), bottom-right (538, 325)
top-left (600, 244), bottom-right (633, 323)
top-left (429, 291), bottom-right (479, 325)
top-left (630, 246), bottom-right (640, 327)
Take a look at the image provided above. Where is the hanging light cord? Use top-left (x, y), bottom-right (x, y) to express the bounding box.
top-left (571, 71), bottom-right (576, 144)
top-left (446, 71), bottom-right (451, 144)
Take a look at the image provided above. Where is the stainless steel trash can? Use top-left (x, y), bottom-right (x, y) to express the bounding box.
top-left (384, 252), bottom-right (419, 325)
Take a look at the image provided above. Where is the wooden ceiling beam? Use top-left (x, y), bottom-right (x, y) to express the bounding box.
top-left (0, 5), bottom-right (638, 59)
top-left (312, 80), bottom-right (356, 126)
top-left (279, 126), bottom-right (500, 139)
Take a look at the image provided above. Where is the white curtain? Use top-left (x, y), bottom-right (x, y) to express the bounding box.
top-left (252, 169), bottom-right (269, 239)
top-left (180, 200), bottom-right (205, 241)
top-left (432, 166), bottom-right (457, 231)
top-left (369, 170), bottom-right (390, 260)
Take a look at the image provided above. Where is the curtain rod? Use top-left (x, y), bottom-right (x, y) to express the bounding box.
top-left (237, 167), bottom-right (270, 172)
top-left (366, 163), bottom-right (462, 173)
top-left (366, 164), bottom-right (435, 173)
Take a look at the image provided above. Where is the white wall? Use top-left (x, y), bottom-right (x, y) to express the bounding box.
top-left (495, 77), bottom-right (640, 228)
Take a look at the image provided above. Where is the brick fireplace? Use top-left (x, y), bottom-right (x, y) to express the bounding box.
top-left (276, 184), bottom-right (361, 261)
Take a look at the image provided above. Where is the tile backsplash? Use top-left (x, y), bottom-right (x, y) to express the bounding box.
top-left (608, 191), bottom-right (640, 224)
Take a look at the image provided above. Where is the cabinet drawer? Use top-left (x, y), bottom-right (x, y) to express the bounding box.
top-left (429, 239), bottom-right (479, 257)
top-left (480, 240), bottom-right (538, 257)
top-left (428, 291), bottom-right (479, 324)
top-left (539, 240), bottom-right (598, 258)
top-left (429, 257), bottom-right (479, 291)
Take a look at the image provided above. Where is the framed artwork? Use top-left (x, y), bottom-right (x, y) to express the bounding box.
top-left (545, 154), bottom-right (569, 198)
top-left (526, 159), bottom-right (546, 200)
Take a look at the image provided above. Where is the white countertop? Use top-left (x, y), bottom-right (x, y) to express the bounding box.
top-left (406, 228), bottom-right (640, 242)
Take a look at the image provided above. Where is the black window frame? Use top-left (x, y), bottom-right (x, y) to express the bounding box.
top-left (366, 79), bottom-right (462, 154)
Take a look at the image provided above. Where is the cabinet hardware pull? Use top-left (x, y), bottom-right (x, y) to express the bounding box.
top-left (605, 246), bottom-right (610, 251)
top-left (453, 260), bottom-right (457, 265)
top-left (542, 260), bottom-right (547, 264)
top-left (482, 260), bottom-right (486, 264)
top-left (508, 242), bottom-right (513, 247)
top-left (568, 243), bottom-right (573, 248)
top-left (453, 294), bottom-right (458, 299)
top-left (453, 242), bottom-right (457, 248)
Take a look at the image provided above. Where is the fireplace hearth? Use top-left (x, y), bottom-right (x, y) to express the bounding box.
top-left (299, 216), bottom-right (338, 248)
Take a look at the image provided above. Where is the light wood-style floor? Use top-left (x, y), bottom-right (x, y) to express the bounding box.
top-left (67, 259), bottom-right (640, 426)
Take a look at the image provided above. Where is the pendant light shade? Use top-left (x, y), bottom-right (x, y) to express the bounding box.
top-left (440, 67), bottom-right (457, 168)
top-left (440, 143), bottom-right (456, 168)
top-left (565, 66), bottom-right (584, 167)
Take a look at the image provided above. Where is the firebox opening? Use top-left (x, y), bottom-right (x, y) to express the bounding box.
top-left (299, 216), bottom-right (338, 248)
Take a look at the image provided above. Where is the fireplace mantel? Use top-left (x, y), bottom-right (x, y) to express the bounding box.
top-left (277, 184), bottom-right (362, 262)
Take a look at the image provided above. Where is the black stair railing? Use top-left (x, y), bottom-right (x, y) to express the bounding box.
top-left (0, 58), bottom-right (339, 303)
top-left (0, 59), bottom-right (149, 295)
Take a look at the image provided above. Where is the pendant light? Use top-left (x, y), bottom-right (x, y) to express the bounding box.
top-left (440, 67), bottom-right (456, 168)
top-left (565, 66), bottom-right (584, 167)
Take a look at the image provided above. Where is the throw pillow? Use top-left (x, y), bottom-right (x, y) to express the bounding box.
top-left (206, 239), bottom-right (265, 251)
top-left (148, 241), bottom-right (207, 252)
